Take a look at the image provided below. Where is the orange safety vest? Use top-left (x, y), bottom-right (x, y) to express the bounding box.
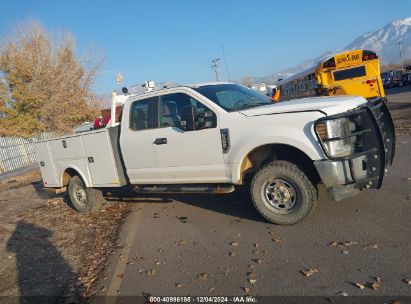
top-left (271, 89), bottom-right (280, 103)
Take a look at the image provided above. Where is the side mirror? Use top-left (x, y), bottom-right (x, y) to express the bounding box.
top-left (122, 87), bottom-right (129, 94)
top-left (197, 110), bottom-right (215, 128)
top-left (180, 105), bottom-right (197, 131)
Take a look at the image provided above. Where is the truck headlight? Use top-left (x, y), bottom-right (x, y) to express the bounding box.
top-left (315, 117), bottom-right (356, 158)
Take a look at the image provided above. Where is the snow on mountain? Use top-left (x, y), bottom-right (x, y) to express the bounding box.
top-left (259, 17), bottom-right (411, 83)
top-left (345, 17), bottom-right (411, 64)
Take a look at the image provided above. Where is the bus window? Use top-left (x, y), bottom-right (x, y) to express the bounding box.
top-left (333, 66), bottom-right (366, 81)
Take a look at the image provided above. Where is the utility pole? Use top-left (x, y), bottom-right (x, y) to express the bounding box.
top-left (398, 41), bottom-right (403, 70)
top-left (211, 58), bottom-right (220, 81)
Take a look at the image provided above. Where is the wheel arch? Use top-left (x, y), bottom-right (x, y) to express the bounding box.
top-left (235, 143), bottom-right (321, 185)
top-left (61, 166), bottom-right (91, 188)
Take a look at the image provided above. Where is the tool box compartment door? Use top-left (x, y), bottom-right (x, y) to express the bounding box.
top-left (34, 142), bottom-right (59, 187)
top-left (82, 131), bottom-right (120, 186)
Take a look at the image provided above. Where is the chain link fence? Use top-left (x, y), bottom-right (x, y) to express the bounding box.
top-left (0, 133), bottom-right (55, 174)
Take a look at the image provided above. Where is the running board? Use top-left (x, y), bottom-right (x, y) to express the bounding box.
top-left (133, 184), bottom-right (235, 194)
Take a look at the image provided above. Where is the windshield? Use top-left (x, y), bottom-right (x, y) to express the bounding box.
top-left (194, 84), bottom-right (271, 112)
top-left (381, 72), bottom-right (391, 79)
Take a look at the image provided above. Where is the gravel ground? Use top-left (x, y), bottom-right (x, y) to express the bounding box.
top-left (386, 86), bottom-right (411, 135)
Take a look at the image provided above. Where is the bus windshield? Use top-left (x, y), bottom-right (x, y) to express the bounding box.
top-left (194, 84), bottom-right (271, 112)
top-left (381, 72), bottom-right (391, 79)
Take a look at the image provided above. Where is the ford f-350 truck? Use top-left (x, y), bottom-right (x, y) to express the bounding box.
top-left (34, 82), bottom-right (395, 225)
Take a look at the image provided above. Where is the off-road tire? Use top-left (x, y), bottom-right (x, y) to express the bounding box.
top-left (68, 175), bottom-right (104, 212)
top-left (250, 160), bottom-right (317, 225)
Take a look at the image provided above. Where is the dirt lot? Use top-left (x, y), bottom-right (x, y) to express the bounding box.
top-left (0, 86), bottom-right (409, 301)
top-left (0, 171), bottom-right (131, 301)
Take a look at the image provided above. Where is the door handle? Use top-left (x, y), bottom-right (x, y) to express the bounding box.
top-left (154, 138), bottom-right (167, 145)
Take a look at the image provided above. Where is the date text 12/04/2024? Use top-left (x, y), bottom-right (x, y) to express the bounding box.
top-left (148, 296), bottom-right (258, 303)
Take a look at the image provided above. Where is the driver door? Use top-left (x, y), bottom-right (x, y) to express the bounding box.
top-left (151, 92), bottom-right (227, 183)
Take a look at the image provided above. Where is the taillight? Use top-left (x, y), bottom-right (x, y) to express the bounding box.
top-left (362, 50), bottom-right (378, 61)
top-left (323, 57), bottom-right (336, 68)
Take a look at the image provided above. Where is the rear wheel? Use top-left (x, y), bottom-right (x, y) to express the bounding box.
top-left (68, 175), bottom-right (104, 212)
top-left (250, 160), bottom-right (317, 225)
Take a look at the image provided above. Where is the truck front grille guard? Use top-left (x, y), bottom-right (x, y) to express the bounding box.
top-left (367, 97), bottom-right (395, 167)
top-left (316, 97), bottom-right (395, 190)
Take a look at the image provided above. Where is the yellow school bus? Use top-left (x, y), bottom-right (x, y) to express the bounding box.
top-left (278, 49), bottom-right (385, 101)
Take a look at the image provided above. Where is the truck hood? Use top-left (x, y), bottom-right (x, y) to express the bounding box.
top-left (239, 96), bottom-right (368, 117)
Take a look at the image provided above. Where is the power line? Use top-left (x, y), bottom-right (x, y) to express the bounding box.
top-left (221, 44), bottom-right (231, 81)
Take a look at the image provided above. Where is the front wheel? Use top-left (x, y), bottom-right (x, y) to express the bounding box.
top-left (68, 175), bottom-right (104, 212)
top-left (250, 161), bottom-right (317, 225)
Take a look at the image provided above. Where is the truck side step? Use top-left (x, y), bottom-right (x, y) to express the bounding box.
top-left (133, 184), bottom-right (235, 194)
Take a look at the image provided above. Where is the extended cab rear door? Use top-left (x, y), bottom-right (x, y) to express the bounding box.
top-left (120, 96), bottom-right (161, 184)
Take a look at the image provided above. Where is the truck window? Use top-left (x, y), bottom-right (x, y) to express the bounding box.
top-left (159, 93), bottom-right (216, 130)
top-left (129, 97), bottom-right (157, 130)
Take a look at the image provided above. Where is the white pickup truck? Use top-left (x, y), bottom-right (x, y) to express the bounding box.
top-left (35, 82), bottom-right (395, 225)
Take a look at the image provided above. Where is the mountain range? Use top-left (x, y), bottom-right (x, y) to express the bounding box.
top-left (257, 16), bottom-right (411, 83)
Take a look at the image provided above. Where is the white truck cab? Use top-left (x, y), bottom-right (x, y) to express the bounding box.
top-left (35, 82), bottom-right (395, 224)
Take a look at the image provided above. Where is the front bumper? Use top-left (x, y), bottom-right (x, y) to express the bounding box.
top-left (314, 159), bottom-right (362, 200)
top-left (314, 98), bottom-right (395, 201)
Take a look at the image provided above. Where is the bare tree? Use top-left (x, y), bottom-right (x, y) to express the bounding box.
top-left (381, 59), bottom-right (411, 72)
top-left (264, 78), bottom-right (277, 85)
top-left (0, 20), bottom-right (102, 137)
top-left (238, 76), bottom-right (255, 87)
top-left (380, 63), bottom-right (401, 72)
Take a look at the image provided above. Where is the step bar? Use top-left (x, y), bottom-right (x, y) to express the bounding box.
top-left (133, 184), bottom-right (235, 194)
